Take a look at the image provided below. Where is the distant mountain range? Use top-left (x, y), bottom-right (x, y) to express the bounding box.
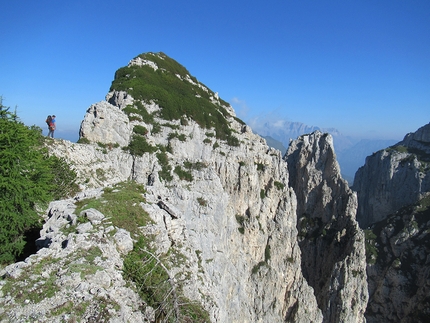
top-left (253, 120), bottom-right (397, 183)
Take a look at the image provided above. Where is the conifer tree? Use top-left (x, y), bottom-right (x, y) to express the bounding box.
top-left (0, 98), bottom-right (77, 263)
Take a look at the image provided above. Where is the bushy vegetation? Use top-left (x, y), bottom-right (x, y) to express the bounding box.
top-left (75, 181), bottom-right (151, 236)
top-left (236, 214), bottom-right (246, 234)
top-left (110, 52), bottom-right (242, 145)
top-left (364, 229), bottom-right (378, 265)
top-left (274, 181), bottom-right (285, 190)
top-left (251, 241), bottom-right (271, 274)
top-left (174, 166), bottom-right (193, 182)
top-left (125, 134), bottom-right (157, 157)
top-left (197, 197), bottom-right (208, 207)
top-left (0, 98), bottom-right (78, 264)
top-left (133, 125), bottom-right (148, 136)
top-left (255, 163), bottom-right (265, 171)
top-left (124, 101), bottom-right (155, 124)
top-left (183, 160), bottom-right (206, 171)
top-left (74, 181), bottom-right (210, 321)
top-left (168, 131), bottom-right (187, 142)
top-left (124, 238), bottom-right (210, 322)
top-left (260, 189), bottom-right (266, 199)
top-left (388, 144), bottom-right (430, 163)
top-left (156, 151), bottom-right (173, 182)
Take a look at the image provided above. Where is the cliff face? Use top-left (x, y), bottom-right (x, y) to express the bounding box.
top-left (351, 124), bottom-right (430, 322)
top-left (285, 131), bottom-right (368, 323)
top-left (1, 52), bottom-right (368, 322)
top-left (365, 195), bottom-right (430, 323)
top-left (69, 96), bottom-right (323, 322)
top-left (353, 123), bottom-right (430, 228)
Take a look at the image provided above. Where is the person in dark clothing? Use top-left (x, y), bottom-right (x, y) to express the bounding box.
top-left (47, 115), bottom-right (56, 138)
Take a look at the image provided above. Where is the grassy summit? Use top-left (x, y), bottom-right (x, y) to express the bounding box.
top-left (110, 52), bottom-right (241, 144)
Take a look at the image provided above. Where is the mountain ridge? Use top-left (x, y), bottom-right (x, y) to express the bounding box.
top-left (1, 52), bottom-right (428, 323)
top-left (252, 119), bottom-right (397, 182)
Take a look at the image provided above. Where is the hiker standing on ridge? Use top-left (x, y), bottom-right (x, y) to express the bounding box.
top-left (47, 114), bottom-right (56, 138)
top-left (46, 115), bottom-right (52, 137)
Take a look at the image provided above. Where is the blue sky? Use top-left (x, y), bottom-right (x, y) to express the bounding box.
top-left (1, 0), bottom-right (429, 142)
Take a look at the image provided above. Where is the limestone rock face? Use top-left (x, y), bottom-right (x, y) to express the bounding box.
top-left (79, 100), bottom-right (131, 146)
top-left (41, 95), bottom-right (324, 321)
top-left (0, 199), bottom-right (148, 322)
top-left (402, 122), bottom-right (430, 146)
top-left (365, 197), bottom-right (430, 322)
top-left (46, 138), bottom-right (133, 189)
top-left (1, 52), bottom-right (374, 322)
top-left (105, 90), bottom-right (134, 110)
top-left (349, 123), bottom-right (430, 322)
top-left (285, 131), bottom-right (368, 323)
top-left (352, 123), bottom-right (430, 228)
top-left (126, 114), bottom-right (323, 322)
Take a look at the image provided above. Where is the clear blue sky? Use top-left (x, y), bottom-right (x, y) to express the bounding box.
top-left (1, 0), bottom-right (429, 142)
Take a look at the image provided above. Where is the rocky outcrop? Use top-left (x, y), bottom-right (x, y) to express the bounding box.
top-left (79, 100), bottom-right (132, 146)
top-left (349, 124), bottom-right (430, 322)
top-left (29, 54), bottom-right (325, 320)
top-left (3, 117), bottom-right (324, 322)
top-left (1, 52), bottom-right (374, 322)
top-left (353, 123), bottom-right (430, 228)
top-left (285, 131), bottom-right (368, 323)
top-left (0, 197), bottom-right (147, 322)
top-left (365, 195), bottom-right (430, 322)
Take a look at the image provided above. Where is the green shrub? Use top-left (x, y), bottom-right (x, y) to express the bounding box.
top-left (274, 181), bottom-right (285, 190)
top-left (260, 189), bottom-right (266, 199)
top-left (168, 132), bottom-right (186, 142)
top-left (97, 142), bottom-right (120, 149)
top-left (163, 123), bottom-right (180, 130)
top-left (0, 100), bottom-right (78, 263)
top-left (197, 197), bottom-right (207, 206)
top-left (126, 135), bottom-right (156, 156)
top-left (123, 237), bottom-right (210, 322)
top-left (123, 238), bottom-right (170, 309)
top-left (183, 161), bottom-right (206, 171)
top-left (77, 137), bottom-right (90, 144)
top-left (251, 241), bottom-right (271, 274)
top-left (48, 155), bottom-right (79, 200)
top-left (174, 166), bottom-right (193, 182)
top-left (128, 115), bottom-right (142, 122)
top-left (133, 125), bottom-right (148, 136)
top-left (364, 229), bottom-right (378, 265)
top-left (235, 214), bottom-right (246, 234)
top-left (110, 52), bottom-right (240, 146)
top-left (251, 261), bottom-right (266, 274)
top-left (227, 135), bottom-right (240, 147)
top-left (75, 181), bottom-right (150, 235)
top-left (256, 163), bottom-right (264, 171)
top-left (156, 151), bottom-right (173, 182)
top-left (97, 142), bottom-right (120, 154)
top-left (151, 122), bottom-right (161, 134)
top-left (125, 102), bottom-right (155, 124)
top-left (234, 116), bottom-right (246, 125)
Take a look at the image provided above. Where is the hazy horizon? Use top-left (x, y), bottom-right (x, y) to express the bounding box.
top-left (2, 1), bottom-right (429, 143)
